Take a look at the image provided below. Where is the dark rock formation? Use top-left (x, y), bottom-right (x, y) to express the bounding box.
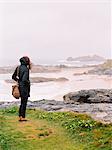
top-left (63, 89), bottom-right (112, 103)
top-left (73, 72), bottom-right (87, 76)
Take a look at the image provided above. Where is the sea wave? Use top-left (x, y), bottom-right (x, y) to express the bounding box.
top-left (37, 60), bottom-right (105, 67)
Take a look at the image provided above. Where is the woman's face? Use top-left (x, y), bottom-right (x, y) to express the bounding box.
top-left (27, 63), bottom-right (32, 70)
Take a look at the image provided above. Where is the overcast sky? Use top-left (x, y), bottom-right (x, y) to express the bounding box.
top-left (0, 0), bottom-right (111, 65)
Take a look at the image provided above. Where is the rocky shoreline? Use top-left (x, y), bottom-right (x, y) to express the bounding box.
top-left (0, 89), bottom-right (112, 123)
top-left (5, 77), bottom-right (69, 84)
top-left (0, 65), bottom-right (62, 74)
top-left (88, 59), bottom-right (112, 76)
top-left (0, 99), bottom-right (112, 124)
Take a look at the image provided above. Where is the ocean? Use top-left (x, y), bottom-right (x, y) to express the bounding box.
top-left (34, 59), bottom-right (105, 67)
top-left (0, 66), bottom-right (111, 102)
top-left (0, 58), bottom-right (105, 67)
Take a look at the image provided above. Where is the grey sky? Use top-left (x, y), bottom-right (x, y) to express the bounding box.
top-left (0, 0), bottom-right (111, 65)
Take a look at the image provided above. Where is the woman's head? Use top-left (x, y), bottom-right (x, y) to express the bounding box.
top-left (20, 56), bottom-right (32, 69)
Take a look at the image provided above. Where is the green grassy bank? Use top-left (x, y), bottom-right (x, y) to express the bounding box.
top-left (0, 107), bottom-right (112, 150)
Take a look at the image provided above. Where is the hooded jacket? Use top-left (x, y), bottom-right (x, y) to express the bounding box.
top-left (12, 57), bottom-right (30, 98)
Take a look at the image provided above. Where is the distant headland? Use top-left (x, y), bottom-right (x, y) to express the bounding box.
top-left (66, 55), bottom-right (105, 62)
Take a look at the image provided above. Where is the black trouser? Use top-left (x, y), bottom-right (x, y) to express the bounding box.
top-left (19, 97), bottom-right (28, 118)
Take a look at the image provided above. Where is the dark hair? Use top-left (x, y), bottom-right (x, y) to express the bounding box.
top-left (23, 56), bottom-right (31, 69)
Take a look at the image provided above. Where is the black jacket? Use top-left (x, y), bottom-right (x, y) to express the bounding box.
top-left (12, 57), bottom-right (30, 99)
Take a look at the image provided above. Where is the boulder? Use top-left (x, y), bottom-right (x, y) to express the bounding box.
top-left (63, 89), bottom-right (112, 103)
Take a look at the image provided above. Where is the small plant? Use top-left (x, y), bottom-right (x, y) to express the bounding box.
top-left (62, 119), bottom-right (95, 132)
top-left (0, 134), bottom-right (11, 150)
top-left (38, 131), bottom-right (50, 138)
top-left (36, 127), bottom-right (45, 131)
top-left (77, 120), bottom-right (95, 129)
top-left (3, 106), bottom-right (17, 114)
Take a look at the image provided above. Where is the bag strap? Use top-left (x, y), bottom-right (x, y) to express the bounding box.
top-left (17, 66), bottom-right (19, 77)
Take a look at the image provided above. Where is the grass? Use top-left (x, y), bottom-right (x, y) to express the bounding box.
top-left (0, 107), bottom-right (112, 150)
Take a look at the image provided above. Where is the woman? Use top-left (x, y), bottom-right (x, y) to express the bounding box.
top-left (12, 56), bottom-right (31, 121)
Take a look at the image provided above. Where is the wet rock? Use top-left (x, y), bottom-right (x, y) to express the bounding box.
top-left (55, 77), bottom-right (69, 82)
top-left (0, 101), bottom-right (19, 108)
top-left (88, 68), bottom-right (112, 76)
top-left (73, 72), bottom-right (87, 76)
top-left (88, 59), bottom-right (112, 75)
top-left (63, 89), bottom-right (112, 103)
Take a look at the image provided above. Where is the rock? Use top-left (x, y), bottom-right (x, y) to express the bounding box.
top-left (104, 69), bottom-right (112, 75)
top-left (55, 77), bottom-right (69, 82)
top-left (73, 72), bottom-right (87, 76)
top-left (88, 59), bottom-right (112, 75)
top-left (63, 89), bottom-right (112, 103)
top-left (27, 100), bottom-right (64, 111)
top-left (0, 101), bottom-right (20, 108)
top-left (88, 68), bottom-right (112, 75)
